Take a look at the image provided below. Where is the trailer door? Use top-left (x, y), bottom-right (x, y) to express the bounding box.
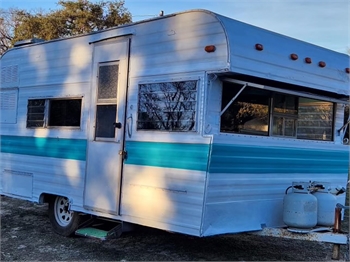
top-left (84, 38), bottom-right (129, 214)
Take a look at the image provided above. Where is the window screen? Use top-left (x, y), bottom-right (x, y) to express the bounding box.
top-left (94, 62), bottom-right (119, 139)
top-left (297, 98), bottom-right (333, 141)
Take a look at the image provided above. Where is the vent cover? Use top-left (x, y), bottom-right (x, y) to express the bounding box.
top-left (1, 65), bottom-right (18, 84)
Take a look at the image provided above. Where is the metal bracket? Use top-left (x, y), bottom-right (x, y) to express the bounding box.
top-left (118, 150), bottom-right (127, 160)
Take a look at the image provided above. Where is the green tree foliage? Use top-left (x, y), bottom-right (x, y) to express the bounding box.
top-left (0, 0), bottom-right (132, 55)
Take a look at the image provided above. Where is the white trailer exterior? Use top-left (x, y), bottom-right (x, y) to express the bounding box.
top-left (0, 9), bottom-right (349, 237)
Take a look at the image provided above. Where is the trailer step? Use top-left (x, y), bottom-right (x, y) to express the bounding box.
top-left (75, 218), bottom-right (123, 240)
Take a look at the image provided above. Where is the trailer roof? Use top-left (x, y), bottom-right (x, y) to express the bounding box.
top-left (2, 9), bottom-right (349, 97)
top-left (212, 11), bottom-right (349, 97)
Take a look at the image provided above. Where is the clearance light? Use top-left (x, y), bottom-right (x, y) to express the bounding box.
top-left (205, 45), bottom-right (216, 53)
top-left (255, 44), bottom-right (263, 51)
top-left (318, 61), bottom-right (326, 68)
top-left (305, 57), bottom-right (312, 64)
top-left (290, 53), bottom-right (298, 60)
top-left (346, 68), bottom-right (350, 74)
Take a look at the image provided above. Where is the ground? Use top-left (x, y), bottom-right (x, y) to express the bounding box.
top-left (1, 195), bottom-right (349, 261)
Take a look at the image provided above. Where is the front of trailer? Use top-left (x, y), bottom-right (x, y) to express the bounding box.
top-left (200, 13), bottom-right (349, 237)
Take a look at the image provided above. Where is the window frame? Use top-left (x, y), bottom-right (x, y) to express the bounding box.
top-left (220, 79), bottom-right (339, 141)
top-left (26, 97), bottom-right (83, 129)
top-left (137, 79), bottom-right (199, 132)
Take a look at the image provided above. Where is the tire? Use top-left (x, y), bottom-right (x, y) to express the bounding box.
top-left (48, 196), bottom-right (80, 237)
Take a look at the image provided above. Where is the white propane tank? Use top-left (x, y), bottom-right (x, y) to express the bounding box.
top-left (283, 182), bottom-right (317, 228)
top-left (311, 181), bottom-right (337, 227)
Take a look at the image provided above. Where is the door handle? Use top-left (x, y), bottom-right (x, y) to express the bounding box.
top-left (113, 122), bottom-right (122, 129)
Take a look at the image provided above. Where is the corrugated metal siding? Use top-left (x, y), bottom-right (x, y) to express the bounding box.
top-left (121, 141), bottom-right (210, 236)
top-left (121, 164), bottom-right (207, 236)
top-left (217, 14), bottom-right (350, 96)
top-left (0, 153), bottom-right (86, 207)
top-left (201, 134), bottom-right (349, 236)
top-left (128, 11), bottom-right (228, 77)
top-left (0, 11), bottom-right (223, 232)
top-left (1, 38), bottom-right (93, 87)
top-left (0, 36), bottom-right (90, 204)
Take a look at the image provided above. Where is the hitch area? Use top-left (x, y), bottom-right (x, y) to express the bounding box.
top-left (250, 202), bottom-right (349, 260)
top-left (75, 217), bottom-right (123, 241)
top-left (250, 226), bottom-right (348, 245)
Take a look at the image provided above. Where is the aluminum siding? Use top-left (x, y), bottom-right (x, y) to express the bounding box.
top-left (202, 134), bottom-right (349, 236)
top-left (217, 14), bottom-right (350, 96)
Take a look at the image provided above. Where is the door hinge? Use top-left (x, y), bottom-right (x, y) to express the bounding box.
top-left (118, 150), bottom-right (127, 160)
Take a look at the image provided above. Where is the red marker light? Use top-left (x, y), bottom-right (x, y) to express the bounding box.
top-left (318, 61), bottom-right (326, 68)
top-left (205, 45), bottom-right (216, 53)
top-left (290, 53), bottom-right (298, 60)
top-left (305, 57), bottom-right (312, 64)
top-left (255, 44), bottom-right (263, 51)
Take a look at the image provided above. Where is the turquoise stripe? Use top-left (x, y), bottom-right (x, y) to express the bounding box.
top-left (210, 144), bottom-right (349, 174)
top-left (125, 141), bottom-right (210, 171)
top-left (0, 135), bottom-right (87, 161)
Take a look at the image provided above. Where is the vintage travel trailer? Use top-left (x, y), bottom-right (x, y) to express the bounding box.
top-left (0, 9), bottom-right (349, 239)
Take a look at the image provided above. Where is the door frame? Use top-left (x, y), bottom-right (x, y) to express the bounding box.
top-left (83, 37), bottom-right (131, 215)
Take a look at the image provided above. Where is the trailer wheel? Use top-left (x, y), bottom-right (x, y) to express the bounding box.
top-left (48, 196), bottom-right (80, 237)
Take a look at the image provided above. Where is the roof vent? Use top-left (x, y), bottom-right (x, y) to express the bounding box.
top-left (14, 38), bottom-right (45, 47)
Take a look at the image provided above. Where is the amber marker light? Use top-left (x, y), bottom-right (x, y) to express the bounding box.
top-left (205, 45), bottom-right (216, 53)
top-left (305, 57), bottom-right (312, 64)
top-left (290, 53), bottom-right (298, 60)
top-left (255, 43), bottom-right (263, 51)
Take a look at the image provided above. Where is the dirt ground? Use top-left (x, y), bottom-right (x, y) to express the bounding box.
top-left (1, 195), bottom-right (349, 261)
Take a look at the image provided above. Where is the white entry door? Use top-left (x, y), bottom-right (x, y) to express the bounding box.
top-left (84, 38), bottom-right (129, 214)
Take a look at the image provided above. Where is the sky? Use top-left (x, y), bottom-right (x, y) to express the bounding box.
top-left (1, 0), bottom-right (349, 54)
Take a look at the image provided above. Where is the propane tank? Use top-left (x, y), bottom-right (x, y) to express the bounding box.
top-left (283, 182), bottom-right (317, 228)
top-left (311, 181), bottom-right (337, 227)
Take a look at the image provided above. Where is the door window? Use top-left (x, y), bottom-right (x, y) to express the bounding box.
top-left (95, 62), bottom-right (119, 139)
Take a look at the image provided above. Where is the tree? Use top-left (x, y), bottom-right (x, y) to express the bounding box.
top-left (0, 8), bottom-right (23, 55)
top-left (0, 0), bottom-right (132, 56)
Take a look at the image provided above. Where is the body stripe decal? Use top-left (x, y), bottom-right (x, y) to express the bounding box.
top-left (0, 135), bottom-right (87, 161)
top-left (209, 144), bottom-right (349, 174)
top-left (125, 141), bottom-right (210, 171)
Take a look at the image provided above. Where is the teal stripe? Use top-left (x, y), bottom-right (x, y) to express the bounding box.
top-left (210, 144), bottom-right (349, 174)
top-left (0, 135), bottom-right (87, 161)
top-left (125, 141), bottom-right (210, 171)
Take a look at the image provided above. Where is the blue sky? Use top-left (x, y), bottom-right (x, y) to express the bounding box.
top-left (1, 0), bottom-right (349, 54)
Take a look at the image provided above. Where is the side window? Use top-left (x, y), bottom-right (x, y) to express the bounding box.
top-left (220, 83), bottom-right (270, 135)
top-left (220, 81), bottom-right (334, 141)
top-left (137, 80), bottom-right (197, 131)
top-left (272, 93), bottom-right (298, 137)
top-left (26, 98), bottom-right (82, 128)
top-left (297, 98), bottom-right (333, 141)
top-left (27, 99), bottom-right (46, 127)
